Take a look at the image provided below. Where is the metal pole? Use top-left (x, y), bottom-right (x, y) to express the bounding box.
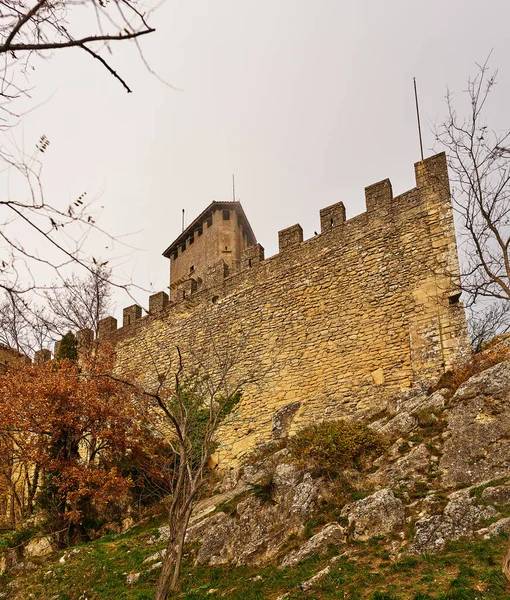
top-left (413, 77), bottom-right (424, 161)
top-left (182, 208), bottom-right (185, 232)
top-left (232, 174), bottom-right (236, 202)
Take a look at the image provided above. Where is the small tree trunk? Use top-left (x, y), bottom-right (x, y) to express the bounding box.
top-left (170, 506), bottom-right (193, 591)
top-left (154, 546), bottom-right (176, 600)
top-left (503, 536), bottom-right (510, 582)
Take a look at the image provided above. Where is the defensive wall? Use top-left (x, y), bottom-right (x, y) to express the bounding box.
top-left (91, 152), bottom-right (470, 466)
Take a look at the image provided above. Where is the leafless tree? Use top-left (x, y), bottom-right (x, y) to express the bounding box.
top-left (467, 302), bottom-right (510, 353)
top-left (0, 290), bottom-right (52, 354)
top-left (0, 0), bottom-right (156, 108)
top-left (0, 1), bottom-right (158, 332)
top-left (45, 262), bottom-right (113, 337)
top-left (436, 55), bottom-right (510, 348)
top-left (97, 318), bottom-right (273, 599)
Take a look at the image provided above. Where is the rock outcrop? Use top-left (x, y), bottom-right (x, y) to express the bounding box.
top-left (185, 459), bottom-right (327, 565)
top-left (440, 361), bottom-right (510, 487)
top-left (341, 489), bottom-right (405, 541)
top-left (169, 359), bottom-right (510, 567)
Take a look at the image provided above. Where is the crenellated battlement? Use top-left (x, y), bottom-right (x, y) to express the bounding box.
top-left (88, 152), bottom-right (451, 346)
top-left (69, 152), bottom-right (469, 466)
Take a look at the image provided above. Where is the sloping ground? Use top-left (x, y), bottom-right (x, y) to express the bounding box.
top-left (4, 352), bottom-right (510, 598)
top-left (1, 513), bottom-right (510, 599)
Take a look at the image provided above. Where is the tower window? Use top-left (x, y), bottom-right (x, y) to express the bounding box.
top-left (449, 292), bottom-right (461, 305)
top-left (172, 251), bottom-right (178, 260)
top-left (189, 235), bottom-right (194, 245)
top-left (222, 209), bottom-right (230, 220)
top-left (190, 265), bottom-right (195, 273)
top-left (180, 244), bottom-right (186, 253)
top-left (206, 218), bottom-right (212, 228)
top-left (198, 227), bottom-right (203, 237)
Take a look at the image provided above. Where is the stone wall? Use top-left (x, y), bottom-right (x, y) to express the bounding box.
top-left (95, 152), bottom-right (470, 466)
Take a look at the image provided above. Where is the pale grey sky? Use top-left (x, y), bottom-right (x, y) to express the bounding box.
top-left (11, 0), bottom-right (510, 314)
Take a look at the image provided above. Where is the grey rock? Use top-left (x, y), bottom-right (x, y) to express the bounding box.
top-left (371, 444), bottom-right (431, 485)
top-left (300, 565), bottom-right (331, 591)
top-left (126, 572), bottom-right (140, 584)
top-left (156, 525), bottom-right (170, 541)
top-left (58, 548), bottom-right (80, 564)
top-left (280, 523), bottom-right (345, 568)
top-left (24, 535), bottom-right (54, 558)
top-left (481, 485), bottom-right (510, 505)
top-left (409, 493), bottom-right (498, 554)
top-left (440, 361), bottom-right (510, 487)
top-left (478, 517), bottom-right (510, 539)
top-left (341, 488), bottom-right (405, 541)
top-left (398, 390), bottom-right (446, 415)
top-left (193, 512), bottom-right (236, 565)
top-left (272, 402), bottom-right (301, 439)
top-left (370, 412), bottom-right (418, 437)
top-left (186, 465), bottom-right (325, 565)
top-left (143, 549), bottom-right (167, 564)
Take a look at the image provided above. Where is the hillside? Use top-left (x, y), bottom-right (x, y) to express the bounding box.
top-left (2, 514), bottom-right (509, 599)
top-left (3, 347), bottom-right (510, 599)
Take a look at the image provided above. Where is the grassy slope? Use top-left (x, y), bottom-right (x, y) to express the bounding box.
top-left (2, 516), bottom-right (510, 600)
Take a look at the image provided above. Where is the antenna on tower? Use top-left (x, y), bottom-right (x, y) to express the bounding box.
top-left (232, 174), bottom-right (236, 202)
top-left (413, 77), bottom-right (424, 161)
top-left (181, 208), bottom-right (185, 232)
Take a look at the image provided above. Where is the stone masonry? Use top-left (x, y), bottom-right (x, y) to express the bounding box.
top-left (88, 152), bottom-right (470, 466)
top-left (163, 201), bottom-right (256, 302)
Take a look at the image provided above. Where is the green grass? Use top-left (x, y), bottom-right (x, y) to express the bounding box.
top-left (3, 518), bottom-right (510, 599)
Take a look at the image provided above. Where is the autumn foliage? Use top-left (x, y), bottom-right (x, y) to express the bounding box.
top-left (0, 346), bottom-right (169, 543)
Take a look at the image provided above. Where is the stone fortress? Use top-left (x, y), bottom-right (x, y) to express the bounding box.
top-left (84, 152), bottom-right (470, 466)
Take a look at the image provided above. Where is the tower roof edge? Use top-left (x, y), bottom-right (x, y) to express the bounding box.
top-left (162, 201), bottom-right (257, 258)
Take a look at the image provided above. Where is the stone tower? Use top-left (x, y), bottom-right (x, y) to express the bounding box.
top-left (163, 201), bottom-right (257, 302)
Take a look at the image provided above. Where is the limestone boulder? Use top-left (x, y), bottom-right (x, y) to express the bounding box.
top-left (370, 412), bottom-right (417, 437)
top-left (272, 402), bottom-right (301, 439)
top-left (478, 517), bottom-right (510, 539)
top-left (396, 390), bottom-right (447, 415)
top-left (341, 488), bottom-right (405, 541)
top-left (440, 361), bottom-right (510, 487)
top-left (409, 491), bottom-right (498, 554)
top-left (280, 523), bottom-right (346, 568)
top-left (185, 463), bottom-right (326, 565)
top-left (481, 485), bottom-right (510, 506)
top-left (24, 535), bottom-right (54, 558)
top-left (371, 443), bottom-right (432, 486)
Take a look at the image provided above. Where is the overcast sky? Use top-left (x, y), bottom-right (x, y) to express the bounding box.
top-left (10, 0), bottom-right (510, 316)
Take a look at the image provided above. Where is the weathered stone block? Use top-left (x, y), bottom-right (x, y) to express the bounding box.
top-left (365, 178), bottom-right (392, 214)
top-left (97, 316), bottom-right (118, 339)
top-left (278, 224), bottom-right (303, 252)
top-left (149, 291), bottom-right (169, 314)
top-left (241, 244), bottom-right (265, 270)
top-left (123, 304), bottom-right (142, 327)
top-left (320, 201), bottom-right (346, 232)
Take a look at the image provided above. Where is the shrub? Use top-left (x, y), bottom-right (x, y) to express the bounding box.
top-left (288, 420), bottom-right (386, 477)
top-left (432, 345), bottom-right (510, 398)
